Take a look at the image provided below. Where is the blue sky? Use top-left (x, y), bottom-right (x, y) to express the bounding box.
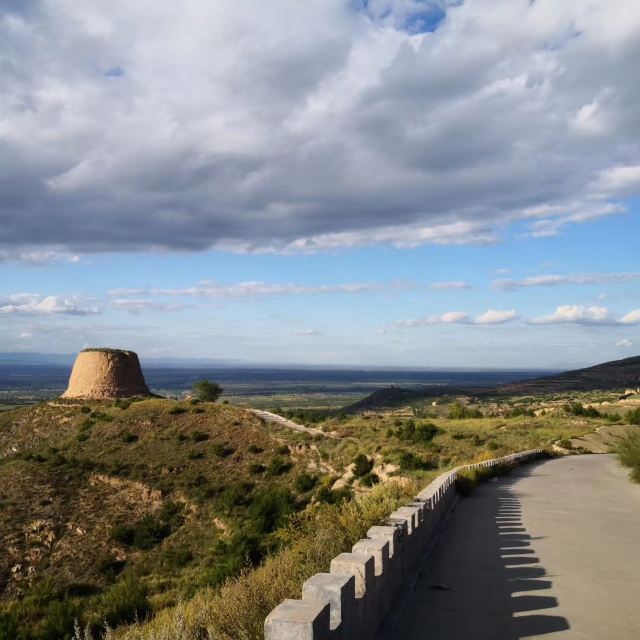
top-left (1, 0), bottom-right (639, 367)
top-left (3, 208), bottom-right (638, 368)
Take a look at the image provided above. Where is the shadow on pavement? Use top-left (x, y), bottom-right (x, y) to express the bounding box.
top-left (390, 463), bottom-right (570, 640)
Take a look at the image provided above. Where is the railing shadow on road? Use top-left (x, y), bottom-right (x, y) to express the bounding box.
top-left (391, 461), bottom-right (570, 640)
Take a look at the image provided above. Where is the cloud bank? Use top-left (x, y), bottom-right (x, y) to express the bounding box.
top-left (494, 272), bottom-right (640, 290)
top-left (0, 294), bottom-right (98, 315)
top-left (393, 309), bottom-right (517, 327)
top-left (530, 305), bottom-right (640, 325)
top-left (1, 0), bottom-right (639, 259)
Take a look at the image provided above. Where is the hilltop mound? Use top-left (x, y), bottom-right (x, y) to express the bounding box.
top-left (62, 348), bottom-right (150, 399)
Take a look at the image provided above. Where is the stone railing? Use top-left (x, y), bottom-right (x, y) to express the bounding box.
top-left (264, 449), bottom-right (545, 640)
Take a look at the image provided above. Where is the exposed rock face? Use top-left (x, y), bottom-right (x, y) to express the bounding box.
top-left (62, 348), bottom-right (150, 399)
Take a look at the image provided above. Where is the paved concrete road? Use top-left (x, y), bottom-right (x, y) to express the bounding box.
top-left (392, 455), bottom-right (640, 640)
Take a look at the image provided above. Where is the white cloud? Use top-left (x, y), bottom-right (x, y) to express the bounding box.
top-left (0, 249), bottom-right (82, 265)
top-left (522, 202), bottom-right (625, 239)
top-left (430, 280), bottom-right (470, 290)
top-left (293, 329), bottom-right (322, 336)
top-left (393, 311), bottom-right (470, 327)
top-left (392, 308), bottom-right (517, 328)
top-left (616, 339), bottom-right (633, 348)
top-left (593, 165), bottom-right (640, 195)
top-left (530, 306), bottom-right (640, 326)
top-left (1, 0), bottom-right (639, 256)
top-left (0, 294), bottom-right (98, 316)
top-left (474, 309), bottom-right (518, 325)
top-left (530, 305), bottom-right (614, 325)
top-left (620, 309), bottom-right (640, 325)
top-left (570, 98), bottom-right (610, 137)
top-left (111, 280), bottom-right (394, 299)
top-left (494, 272), bottom-right (640, 290)
top-left (108, 299), bottom-right (188, 313)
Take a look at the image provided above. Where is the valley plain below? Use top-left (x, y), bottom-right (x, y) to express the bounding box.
top-left (0, 361), bottom-right (553, 410)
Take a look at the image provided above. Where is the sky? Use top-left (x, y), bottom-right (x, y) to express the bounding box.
top-left (1, 0), bottom-right (639, 368)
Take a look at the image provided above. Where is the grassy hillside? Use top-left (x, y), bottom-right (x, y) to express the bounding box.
top-left (0, 399), bottom-right (333, 639)
top-left (0, 393), bottom-right (627, 640)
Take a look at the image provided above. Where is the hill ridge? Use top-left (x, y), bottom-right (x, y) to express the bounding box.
top-left (339, 355), bottom-right (640, 413)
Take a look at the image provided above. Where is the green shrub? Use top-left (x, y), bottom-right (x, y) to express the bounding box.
top-left (111, 503), bottom-right (184, 550)
top-left (247, 486), bottom-right (294, 534)
top-left (168, 405), bottom-right (188, 415)
top-left (352, 454), bottom-right (374, 477)
top-left (278, 408), bottom-right (326, 424)
top-left (276, 445), bottom-right (290, 455)
top-left (398, 451), bottom-right (437, 470)
top-left (563, 402), bottom-right (600, 418)
top-left (249, 463), bottom-right (266, 475)
top-left (111, 523), bottom-right (136, 546)
top-left (220, 482), bottom-right (254, 510)
top-left (192, 380), bottom-right (224, 402)
top-left (395, 421), bottom-right (440, 442)
top-left (359, 472), bottom-right (380, 487)
top-left (161, 546), bottom-right (193, 571)
top-left (626, 408), bottom-right (640, 426)
top-left (455, 471), bottom-right (477, 496)
top-left (267, 456), bottom-right (292, 476)
top-left (506, 406), bottom-right (535, 418)
top-left (449, 403), bottom-right (483, 419)
top-left (211, 443), bottom-right (234, 458)
top-left (192, 431), bottom-right (210, 442)
top-left (131, 516), bottom-right (171, 550)
top-left (0, 611), bottom-right (19, 640)
top-left (316, 484), bottom-right (353, 504)
top-left (618, 428), bottom-right (640, 482)
top-left (91, 575), bottom-right (150, 629)
top-left (247, 444), bottom-right (264, 454)
top-left (121, 432), bottom-right (138, 444)
top-left (90, 411), bottom-right (113, 422)
top-left (294, 473), bottom-right (317, 492)
top-left (97, 555), bottom-right (127, 580)
top-left (80, 406), bottom-right (91, 414)
top-left (187, 450), bottom-right (205, 460)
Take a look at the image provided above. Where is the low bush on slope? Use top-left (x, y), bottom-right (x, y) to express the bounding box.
top-left (97, 481), bottom-right (413, 640)
top-left (618, 428), bottom-right (640, 482)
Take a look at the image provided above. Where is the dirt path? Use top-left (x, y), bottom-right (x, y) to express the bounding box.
top-left (247, 409), bottom-right (338, 439)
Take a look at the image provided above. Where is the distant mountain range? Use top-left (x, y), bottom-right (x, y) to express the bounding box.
top-left (341, 355), bottom-right (640, 412)
top-left (497, 355), bottom-right (640, 395)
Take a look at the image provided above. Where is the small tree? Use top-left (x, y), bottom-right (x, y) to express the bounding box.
top-left (352, 453), bottom-right (374, 477)
top-left (192, 379), bottom-right (223, 402)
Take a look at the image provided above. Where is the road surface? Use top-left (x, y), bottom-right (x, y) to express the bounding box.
top-left (391, 455), bottom-right (640, 639)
